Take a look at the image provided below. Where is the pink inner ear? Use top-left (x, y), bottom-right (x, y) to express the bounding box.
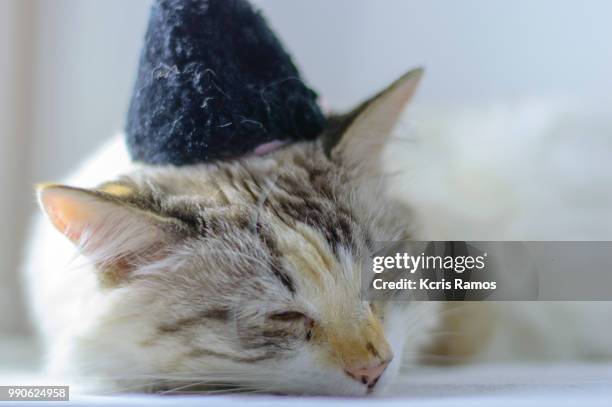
top-left (40, 191), bottom-right (87, 243)
top-left (253, 140), bottom-right (287, 156)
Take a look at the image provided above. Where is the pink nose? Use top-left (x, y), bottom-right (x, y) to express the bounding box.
top-left (345, 360), bottom-right (390, 389)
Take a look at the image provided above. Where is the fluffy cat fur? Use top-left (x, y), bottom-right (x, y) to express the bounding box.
top-left (25, 69), bottom-right (442, 395)
top-left (23, 70), bottom-right (612, 395)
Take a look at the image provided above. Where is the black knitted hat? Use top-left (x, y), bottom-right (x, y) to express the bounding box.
top-left (126, 0), bottom-right (326, 165)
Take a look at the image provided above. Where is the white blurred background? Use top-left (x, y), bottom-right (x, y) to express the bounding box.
top-left (1, 0), bottom-right (612, 338)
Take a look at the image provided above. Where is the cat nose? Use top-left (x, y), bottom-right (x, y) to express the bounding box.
top-left (344, 359), bottom-right (391, 389)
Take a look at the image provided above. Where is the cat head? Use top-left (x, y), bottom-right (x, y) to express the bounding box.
top-left (37, 69), bottom-right (437, 395)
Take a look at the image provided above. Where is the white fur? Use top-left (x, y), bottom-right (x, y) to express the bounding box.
top-left (23, 99), bottom-right (612, 394)
top-left (387, 99), bottom-right (612, 360)
top-left (23, 136), bottom-right (133, 347)
top-left (22, 137), bottom-right (139, 392)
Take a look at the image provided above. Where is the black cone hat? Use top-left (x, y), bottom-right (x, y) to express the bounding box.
top-left (126, 0), bottom-right (326, 165)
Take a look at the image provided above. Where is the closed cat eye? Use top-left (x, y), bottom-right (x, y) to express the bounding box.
top-left (267, 311), bottom-right (307, 321)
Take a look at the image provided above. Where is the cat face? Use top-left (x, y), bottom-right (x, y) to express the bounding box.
top-left (37, 69), bottom-right (435, 395)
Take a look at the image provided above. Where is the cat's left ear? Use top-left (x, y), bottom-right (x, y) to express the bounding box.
top-left (36, 184), bottom-right (181, 280)
top-left (325, 68), bottom-right (423, 174)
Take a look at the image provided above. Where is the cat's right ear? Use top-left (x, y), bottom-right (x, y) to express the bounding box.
top-left (37, 184), bottom-right (179, 277)
top-left (324, 68), bottom-right (423, 175)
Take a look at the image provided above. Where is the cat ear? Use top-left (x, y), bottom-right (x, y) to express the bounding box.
top-left (37, 184), bottom-right (178, 274)
top-left (326, 68), bottom-right (423, 174)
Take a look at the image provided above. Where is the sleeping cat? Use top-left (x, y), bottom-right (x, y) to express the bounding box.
top-left (24, 69), bottom-right (442, 395)
top-left (22, 68), bottom-right (612, 395)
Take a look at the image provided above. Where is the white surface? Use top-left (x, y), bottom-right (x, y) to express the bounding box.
top-left (3, 364), bottom-right (611, 406)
